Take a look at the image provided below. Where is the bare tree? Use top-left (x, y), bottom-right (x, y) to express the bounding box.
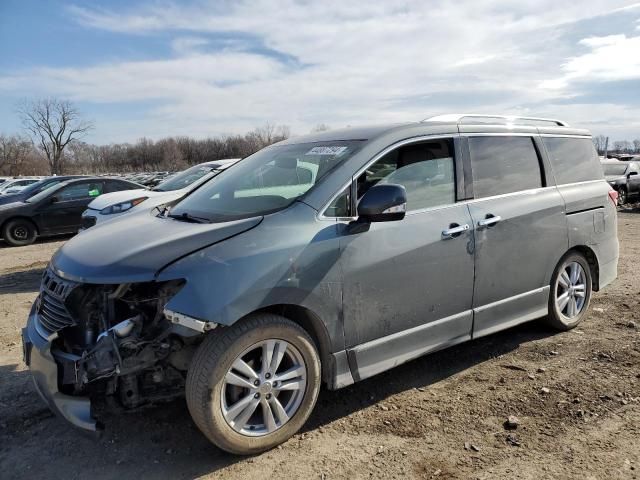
top-left (0, 134), bottom-right (33, 175)
top-left (249, 123), bottom-right (290, 145)
top-left (592, 134), bottom-right (607, 154)
top-left (18, 98), bottom-right (93, 174)
top-left (634, 139), bottom-right (640, 154)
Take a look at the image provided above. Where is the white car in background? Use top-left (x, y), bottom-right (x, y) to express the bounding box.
top-left (0, 178), bottom-right (41, 194)
top-left (80, 159), bottom-right (240, 229)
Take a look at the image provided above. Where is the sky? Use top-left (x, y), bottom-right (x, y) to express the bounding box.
top-left (0, 0), bottom-right (639, 144)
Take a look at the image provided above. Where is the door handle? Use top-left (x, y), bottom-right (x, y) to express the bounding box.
top-left (442, 223), bottom-right (470, 239)
top-left (477, 214), bottom-right (502, 228)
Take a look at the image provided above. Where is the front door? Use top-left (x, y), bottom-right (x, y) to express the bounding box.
top-left (37, 181), bottom-right (104, 234)
top-left (337, 137), bottom-right (475, 381)
top-left (464, 135), bottom-right (567, 338)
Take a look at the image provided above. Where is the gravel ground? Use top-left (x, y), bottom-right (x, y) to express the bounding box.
top-left (0, 212), bottom-right (639, 480)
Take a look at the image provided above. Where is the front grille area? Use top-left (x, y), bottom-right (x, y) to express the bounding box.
top-left (36, 269), bottom-right (77, 336)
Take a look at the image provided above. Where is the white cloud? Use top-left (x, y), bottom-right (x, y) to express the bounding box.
top-left (2, 0), bottom-right (640, 142)
top-left (171, 36), bottom-right (211, 55)
top-left (540, 34), bottom-right (640, 89)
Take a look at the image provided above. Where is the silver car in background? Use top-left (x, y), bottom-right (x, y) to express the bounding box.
top-left (80, 159), bottom-right (240, 229)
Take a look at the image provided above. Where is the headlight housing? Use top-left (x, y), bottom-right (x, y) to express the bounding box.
top-left (100, 197), bottom-right (148, 215)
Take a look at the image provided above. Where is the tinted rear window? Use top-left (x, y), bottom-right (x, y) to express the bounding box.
top-left (469, 136), bottom-right (542, 198)
top-left (542, 137), bottom-right (603, 184)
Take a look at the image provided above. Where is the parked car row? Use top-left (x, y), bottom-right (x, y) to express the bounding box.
top-left (120, 171), bottom-right (177, 187)
top-left (0, 177), bottom-right (44, 195)
top-left (0, 160), bottom-right (240, 246)
top-left (81, 159), bottom-right (239, 229)
top-left (601, 159), bottom-right (640, 204)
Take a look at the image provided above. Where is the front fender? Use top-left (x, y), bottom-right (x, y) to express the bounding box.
top-left (158, 203), bottom-right (345, 352)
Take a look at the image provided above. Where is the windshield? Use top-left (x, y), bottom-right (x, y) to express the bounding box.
top-left (171, 141), bottom-right (363, 222)
top-left (603, 164), bottom-right (627, 176)
top-left (25, 183), bottom-right (63, 203)
top-left (153, 165), bottom-right (217, 192)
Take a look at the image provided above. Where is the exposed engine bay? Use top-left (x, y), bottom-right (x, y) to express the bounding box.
top-left (37, 270), bottom-right (201, 411)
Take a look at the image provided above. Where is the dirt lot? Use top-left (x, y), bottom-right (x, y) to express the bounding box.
top-left (1, 211), bottom-right (639, 480)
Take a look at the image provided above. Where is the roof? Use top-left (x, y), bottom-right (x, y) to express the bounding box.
top-left (276, 123), bottom-right (418, 145)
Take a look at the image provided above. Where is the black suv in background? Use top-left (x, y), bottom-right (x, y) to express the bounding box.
top-left (0, 177), bottom-right (142, 246)
top-left (601, 160), bottom-right (640, 204)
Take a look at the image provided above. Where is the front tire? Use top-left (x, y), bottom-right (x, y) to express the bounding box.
top-left (2, 219), bottom-right (37, 246)
top-left (545, 252), bottom-right (592, 331)
top-left (186, 313), bottom-right (321, 455)
top-left (618, 186), bottom-right (628, 205)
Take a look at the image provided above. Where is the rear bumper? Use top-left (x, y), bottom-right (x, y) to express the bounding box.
top-left (22, 303), bottom-right (100, 433)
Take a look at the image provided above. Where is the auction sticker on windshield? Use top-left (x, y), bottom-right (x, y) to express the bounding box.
top-left (305, 146), bottom-right (348, 156)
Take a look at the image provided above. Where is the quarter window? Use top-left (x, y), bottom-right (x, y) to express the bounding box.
top-left (356, 139), bottom-right (456, 212)
top-left (324, 186), bottom-right (351, 217)
top-left (542, 137), bottom-right (603, 184)
top-left (469, 136), bottom-right (542, 198)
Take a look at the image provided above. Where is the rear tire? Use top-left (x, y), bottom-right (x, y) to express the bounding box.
top-left (2, 219), bottom-right (37, 246)
top-left (186, 313), bottom-right (321, 455)
top-left (545, 252), bottom-right (592, 331)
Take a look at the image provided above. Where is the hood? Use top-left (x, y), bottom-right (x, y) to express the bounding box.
top-left (0, 193), bottom-right (25, 206)
top-left (0, 201), bottom-right (27, 213)
top-left (51, 213), bottom-right (262, 284)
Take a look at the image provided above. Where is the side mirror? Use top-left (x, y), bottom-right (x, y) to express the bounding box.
top-left (357, 184), bottom-right (407, 222)
top-left (628, 171), bottom-right (638, 177)
top-left (50, 196), bottom-right (59, 204)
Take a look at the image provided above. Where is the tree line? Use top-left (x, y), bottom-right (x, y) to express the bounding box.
top-left (592, 135), bottom-right (640, 156)
top-left (1, 98), bottom-right (291, 176)
top-left (1, 98), bottom-right (639, 177)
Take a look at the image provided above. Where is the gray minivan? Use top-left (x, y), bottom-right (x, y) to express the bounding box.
top-left (23, 115), bottom-right (618, 454)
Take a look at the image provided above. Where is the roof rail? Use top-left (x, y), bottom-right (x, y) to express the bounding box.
top-left (423, 114), bottom-right (569, 127)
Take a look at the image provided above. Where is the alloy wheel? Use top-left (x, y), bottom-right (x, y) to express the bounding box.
top-left (221, 339), bottom-right (307, 437)
top-left (555, 261), bottom-right (587, 319)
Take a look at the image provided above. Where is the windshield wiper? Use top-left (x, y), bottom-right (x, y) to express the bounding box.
top-left (167, 212), bottom-right (209, 224)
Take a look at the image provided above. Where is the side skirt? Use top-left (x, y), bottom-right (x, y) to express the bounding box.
top-left (330, 287), bottom-right (550, 388)
top-left (344, 311), bottom-right (473, 383)
top-left (472, 286), bottom-right (549, 340)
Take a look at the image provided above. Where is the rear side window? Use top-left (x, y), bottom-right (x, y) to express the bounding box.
top-left (542, 137), bottom-right (603, 184)
top-left (469, 136), bottom-right (542, 198)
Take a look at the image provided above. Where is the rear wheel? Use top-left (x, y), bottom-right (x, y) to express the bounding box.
top-left (545, 252), bottom-right (592, 331)
top-left (2, 219), bottom-right (37, 246)
top-left (186, 313), bottom-right (321, 455)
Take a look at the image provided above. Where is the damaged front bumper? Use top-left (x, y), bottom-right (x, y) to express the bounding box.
top-left (22, 303), bottom-right (101, 433)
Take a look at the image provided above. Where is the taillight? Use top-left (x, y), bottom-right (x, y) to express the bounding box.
top-left (608, 189), bottom-right (618, 206)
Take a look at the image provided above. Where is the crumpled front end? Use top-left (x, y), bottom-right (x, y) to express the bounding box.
top-left (22, 267), bottom-right (200, 433)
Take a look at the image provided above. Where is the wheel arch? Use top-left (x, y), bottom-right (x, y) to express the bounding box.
top-left (562, 245), bottom-right (600, 291)
top-left (251, 304), bottom-right (334, 386)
